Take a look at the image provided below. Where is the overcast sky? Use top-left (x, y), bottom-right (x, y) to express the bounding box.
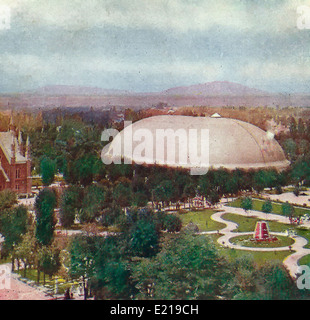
top-left (1, 0), bottom-right (310, 93)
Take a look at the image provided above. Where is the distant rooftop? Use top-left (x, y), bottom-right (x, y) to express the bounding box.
top-left (210, 113), bottom-right (221, 118)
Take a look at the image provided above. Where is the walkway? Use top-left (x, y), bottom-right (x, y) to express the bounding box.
top-left (202, 204), bottom-right (310, 279)
top-left (0, 264), bottom-right (49, 300)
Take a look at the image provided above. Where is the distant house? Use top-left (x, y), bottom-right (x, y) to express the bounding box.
top-left (210, 113), bottom-right (221, 118)
top-left (114, 113), bottom-right (125, 123)
top-left (0, 117), bottom-right (32, 194)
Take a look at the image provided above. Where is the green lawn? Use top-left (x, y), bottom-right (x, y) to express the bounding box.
top-left (298, 254), bottom-right (310, 267)
top-left (229, 234), bottom-right (295, 248)
top-left (208, 236), bottom-right (292, 266)
top-left (0, 256), bottom-right (11, 264)
top-left (204, 219), bottom-right (294, 266)
top-left (222, 212), bottom-right (290, 233)
top-left (178, 209), bottom-right (226, 232)
top-left (228, 198), bottom-right (310, 217)
top-left (221, 248), bottom-right (293, 266)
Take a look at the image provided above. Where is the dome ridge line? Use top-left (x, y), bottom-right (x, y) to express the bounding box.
top-left (230, 119), bottom-right (267, 165)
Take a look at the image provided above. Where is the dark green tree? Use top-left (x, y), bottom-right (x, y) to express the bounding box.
top-left (131, 231), bottom-right (228, 299)
top-left (80, 184), bottom-right (105, 223)
top-left (35, 188), bottom-right (57, 246)
top-left (69, 235), bottom-right (96, 300)
top-left (241, 196), bottom-right (253, 213)
top-left (129, 219), bottom-right (159, 258)
top-left (0, 189), bottom-right (17, 211)
top-left (91, 236), bottom-right (131, 300)
top-left (38, 245), bottom-right (61, 285)
top-left (59, 185), bottom-right (83, 228)
top-left (282, 201), bottom-right (295, 222)
top-left (40, 156), bottom-right (56, 186)
top-left (258, 261), bottom-right (299, 300)
top-left (112, 182), bottom-right (132, 208)
top-left (0, 205), bottom-right (30, 270)
top-left (262, 199), bottom-right (272, 217)
top-left (163, 214), bottom-right (182, 233)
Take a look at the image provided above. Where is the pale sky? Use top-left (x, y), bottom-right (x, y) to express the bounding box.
top-left (1, 0), bottom-right (310, 93)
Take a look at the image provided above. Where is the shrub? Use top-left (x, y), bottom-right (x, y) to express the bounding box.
top-left (163, 214), bottom-right (182, 233)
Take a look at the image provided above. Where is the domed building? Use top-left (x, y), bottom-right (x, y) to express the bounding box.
top-left (102, 115), bottom-right (289, 172)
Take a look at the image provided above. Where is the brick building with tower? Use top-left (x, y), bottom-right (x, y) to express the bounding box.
top-left (0, 117), bottom-right (32, 194)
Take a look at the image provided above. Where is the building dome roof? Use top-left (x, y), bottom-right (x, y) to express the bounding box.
top-left (102, 115), bottom-right (289, 171)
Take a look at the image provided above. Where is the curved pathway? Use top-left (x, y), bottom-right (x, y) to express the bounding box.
top-left (202, 204), bottom-right (310, 279)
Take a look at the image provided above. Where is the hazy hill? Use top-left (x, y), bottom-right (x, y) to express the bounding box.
top-left (161, 81), bottom-right (269, 96)
top-left (1, 82), bottom-right (310, 109)
top-left (31, 85), bottom-right (131, 96)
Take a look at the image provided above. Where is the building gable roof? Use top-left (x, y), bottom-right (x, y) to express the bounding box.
top-left (0, 131), bottom-right (27, 164)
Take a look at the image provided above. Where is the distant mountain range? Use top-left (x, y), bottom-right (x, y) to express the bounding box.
top-left (31, 85), bottom-right (131, 96)
top-left (1, 81), bottom-right (310, 109)
top-left (30, 81), bottom-right (269, 97)
top-left (161, 81), bottom-right (269, 96)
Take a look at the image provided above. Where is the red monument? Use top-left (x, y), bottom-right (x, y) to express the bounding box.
top-left (254, 221), bottom-right (277, 241)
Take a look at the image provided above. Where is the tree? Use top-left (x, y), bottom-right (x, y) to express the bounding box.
top-left (198, 172), bottom-right (222, 206)
top-left (59, 185), bottom-right (83, 228)
top-left (226, 255), bottom-right (257, 299)
top-left (206, 189), bottom-right (221, 206)
top-left (291, 159), bottom-right (310, 186)
top-left (223, 175), bottom-right (239, 200)
top-left (112, 182), bottom-right (132, 208)
top-left (69, 235), bottom-right (96, 300)
top-left (0, 205), bottom-right (30, 270)
top-left (40, 156), bottom-right (56, 186)
top-left (38, 245), bottom-right (61, 285)
top-left (297, 118), bottom-right (305, 138)
top-left (72, 154), bottom-right (99, 186)
top-left (282, 201), bottom-right (295, 223)
top-left (14, 231), bottom-right (37, 278)
top-left (153, 180), bottom-right (175, 208)
top-left (258, 261), bottom-right (299, 299)
top-left (253, 169), bottom-right (277, 193)
top-left (262, 199), bottom-right (272, 218)
top-left (129, 219), bottom-right (159, 258)
top-left (131, 231), bottom-right (228, 299)
top-left (35, 188), bottom-right (57, 246)
top-left (253, 170), bottom-right (265, 193)
top-left (99, 201), bottom-right (123, 227)
top-left (107, 164), bottom-right (133, 183)
top-left (283, 138), bottom-right (297, 162)
top-left (163, 214), bottom-right (182, 233)
top-left (289, 116), bottom-right (297, 138)
top-left (132, 191), bottom-right (149, 207)
top-left (80, 184), bottom-right (105, 223)
top-left (91, 236), bottom-right (131, 300)
top-left (298, 139), bottom-right (310, 157)
top-left (241, 197), bottom-right (253, 214)
top-left (0, 189), bottom-right (17, 211)
top-left (182, 182), bottom-right (196, 208)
